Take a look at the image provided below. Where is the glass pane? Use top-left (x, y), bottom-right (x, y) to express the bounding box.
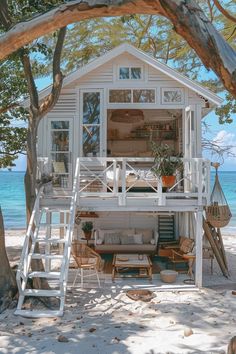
top-left (51, 121), bottom-right (69, 129)
top-left (133, 89), bottom-right (155, 103)
top-left (119, 67), bottom-right (129, 79)
top-left (163, 89), bottom-right (183, 103)
top-left (83, 92), bottom-right (100, 124)
top-left (109, 90), bottom-right (132, 103)
top-left (83, 126), bottom-right (100, 157)
top-left (131, 67), bottom-right (141, 79)
top-left (51, 153), bottom-right (69, 173)
top-left (51, 131), bottom-right (69, 151)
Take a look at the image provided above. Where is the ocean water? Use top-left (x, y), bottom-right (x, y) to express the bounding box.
top-left (0, 171), bottom-right (236, 230)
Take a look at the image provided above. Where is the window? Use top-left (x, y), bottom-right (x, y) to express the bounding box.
top-left (109, 90), bottom-right (132, 103)
top-left (119, 67), bottom-right (142, 80)
top-left (82, 91), bottom-right (101, 157)
top-left (162, 88), bottom-right (184, 104)
top-left (133, 89), bottom-right (155, 103)
top-left (109, 89), bottom-right (155, 104)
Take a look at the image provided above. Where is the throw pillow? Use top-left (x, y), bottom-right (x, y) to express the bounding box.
top-left (132, 233), bottom-right (143, 245)
top-left (136, 229), bottom-right (153, 244)
top-left (96, 239), bottom-right (103, 245)
top-left (121, 235), bottom-right (135, 245)
top-left (104, 233), bottom-right (121, 244)
top-left (180, 238), bottom-right (194, 253)
top-left (150, 239), bottom-right (156, 245)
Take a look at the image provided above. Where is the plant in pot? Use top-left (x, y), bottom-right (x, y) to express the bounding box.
top-left (151, 142), bottom-right (183, 189)
top-left (81, 221), bottom-right (93, 244)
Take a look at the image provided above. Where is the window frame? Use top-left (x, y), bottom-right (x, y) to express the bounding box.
top-left (108, 88), bottom-right (156, 104)
top-left (161, 87), bottom-right (185, 105)
top-left (118, 65), bottom-right (143, 81)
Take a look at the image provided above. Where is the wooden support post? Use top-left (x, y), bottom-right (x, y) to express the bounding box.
top-left (195, 209), bottom-right (203, 288)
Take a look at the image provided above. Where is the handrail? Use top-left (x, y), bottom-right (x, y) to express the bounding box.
top-left (61, 157), bottom-right (80, 292)
top-left (16, 187), bottom-right (44, 292)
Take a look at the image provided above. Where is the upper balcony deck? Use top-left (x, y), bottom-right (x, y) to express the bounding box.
top-left (38, 157), bottom-right (210, 212)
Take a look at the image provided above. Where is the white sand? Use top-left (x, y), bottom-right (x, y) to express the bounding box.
top-left (1, 229), bottom-right (236, 354)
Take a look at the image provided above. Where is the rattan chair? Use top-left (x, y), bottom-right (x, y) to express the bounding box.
top-left (71, 241), bottom-right (101, 287)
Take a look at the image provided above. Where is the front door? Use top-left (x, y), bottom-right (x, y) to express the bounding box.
top-left (80, 89), bottom-right (105, 157)
top-left (48, 118), bottom-right (73, 188)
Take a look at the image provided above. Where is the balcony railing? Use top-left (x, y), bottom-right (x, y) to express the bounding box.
top-left (37, 156), bottom-right (210, 207)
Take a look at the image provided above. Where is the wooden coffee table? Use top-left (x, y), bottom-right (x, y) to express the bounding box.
top-left (112, 254), bottom-right (152, 281)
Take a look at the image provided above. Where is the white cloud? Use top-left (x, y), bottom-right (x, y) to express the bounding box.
top-left (213, 130), bottom-right (236, 164)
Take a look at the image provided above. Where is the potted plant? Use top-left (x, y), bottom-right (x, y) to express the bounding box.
top-left (151, 142), bottom-right (183, 188)
top-left (81, 221), bottom-right (93, 243)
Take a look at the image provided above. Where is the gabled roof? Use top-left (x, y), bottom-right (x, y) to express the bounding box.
top-left (24, 43), bottom-right (223, 107)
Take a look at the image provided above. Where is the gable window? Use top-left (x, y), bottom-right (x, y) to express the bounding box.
top-left (109, 89), bottom-right (155, 104)
top-left (119, 67), bottom-right (142, 80)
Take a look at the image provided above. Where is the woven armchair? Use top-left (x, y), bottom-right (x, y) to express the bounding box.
top-left (71, 241), bottom-right (102, 287)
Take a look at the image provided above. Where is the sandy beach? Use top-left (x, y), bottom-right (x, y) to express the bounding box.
top-left (1, 229), bottom-right (236, 354)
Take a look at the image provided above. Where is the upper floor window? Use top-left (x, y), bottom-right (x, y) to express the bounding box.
top-left (109, 89), bottom-right (155, 103)
top-left (119, 67), bottom-right (142, 80)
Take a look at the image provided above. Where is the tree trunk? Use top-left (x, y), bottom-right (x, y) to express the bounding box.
top-left (0, 207), bottom-right (17, 313)
top-left (0, 1), bottom-right (236, 96)
top-left (25, 121), bottom-right (50, 291)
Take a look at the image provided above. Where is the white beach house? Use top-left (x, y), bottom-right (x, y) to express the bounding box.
top-left (16, 43), bottom-right (223, 317)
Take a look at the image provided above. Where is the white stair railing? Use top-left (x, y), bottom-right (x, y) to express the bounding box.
top-left (15, 158), bottom-right (80, 318)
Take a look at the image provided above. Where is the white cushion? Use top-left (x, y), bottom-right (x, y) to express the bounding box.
top-left (136, 229), bottom-right (153, 244)
top-left (96, 239), bottom-right (103, 245)
top-left (132, 233), bottom-right (143, 245)
top-left (97, 229), bottom-right (121, 242)
top-left (150, 239), bottom-right (156, 245)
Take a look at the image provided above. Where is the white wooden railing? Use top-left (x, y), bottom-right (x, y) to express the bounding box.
top-left (76, 157), bottom-right (211, 206)
top-left (16, 187), bottom-right (44, 294)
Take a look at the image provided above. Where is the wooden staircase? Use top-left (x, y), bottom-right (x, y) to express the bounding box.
top-left (14, 162), bottom-right (79, 318)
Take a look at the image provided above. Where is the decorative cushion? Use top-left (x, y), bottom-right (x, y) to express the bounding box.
top-left (118, 229), bottom-right (135, 238)
top-left (98, 229), bottom-right (121, 243)
top-left (180, 238), bottom-right (194, 253)
top-left (104, 233), bottom-right (121, 244)
top-left (136, 229), bottom-right (153, 244)
top-left (133, 233), bottom-right (143, 244)
top-left (121, 235), bottom-right (135, 245)
top-left (150, 239), bottom-right (156, 245)
top-left (96, 238), bottom-right (103, 245)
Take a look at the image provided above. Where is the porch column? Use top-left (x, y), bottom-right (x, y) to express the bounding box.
top-left (195, 209), bottom-right (203, 287)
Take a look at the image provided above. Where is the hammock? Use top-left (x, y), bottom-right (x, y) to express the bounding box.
top-left (206, 163), bottom-right (232, 228)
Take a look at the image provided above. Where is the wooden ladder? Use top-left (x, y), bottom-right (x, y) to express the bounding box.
top-left (203, 216), bottom-right (229, 278)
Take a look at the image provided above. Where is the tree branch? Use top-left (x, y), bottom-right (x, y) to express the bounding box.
top-left (20, 51), bottom-right (39, 114)
top-left (39, 27), bottom-right (67, 119)
top-left (213, 0), bottom-right (236, 24)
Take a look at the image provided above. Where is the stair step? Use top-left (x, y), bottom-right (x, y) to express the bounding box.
top-left (28, 271), bottom-right (61, 279)
top-left (39, 223), bottom-right (68, 228)
top-left (35, 238), bottom-right (67, 244)
top-left (14, 309), bottom-right (63, 318)
top-left (30, 254), bottom-right (64, 260)
top-left (23, 289), bottom-right (61, 297)
top-left (41, 208), bottom-right (70, 213)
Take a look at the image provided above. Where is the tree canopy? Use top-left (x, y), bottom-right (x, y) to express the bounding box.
top-left (0, 0), bottom-right (236, 97)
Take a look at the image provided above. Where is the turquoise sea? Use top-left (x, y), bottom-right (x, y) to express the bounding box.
top-left (0, 171), bottom-right (236, 231)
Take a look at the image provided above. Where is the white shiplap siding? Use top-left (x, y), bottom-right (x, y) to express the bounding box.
top-left (47, 91), bottom-right (77, 113)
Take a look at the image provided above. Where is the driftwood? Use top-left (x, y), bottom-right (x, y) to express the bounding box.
top-left (126, 289), bottom-right (155, 302)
